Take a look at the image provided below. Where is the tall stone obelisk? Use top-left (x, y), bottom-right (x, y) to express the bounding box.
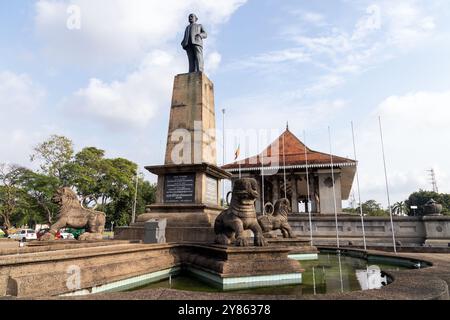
top-left (132, 72), bottom-right (230, 243)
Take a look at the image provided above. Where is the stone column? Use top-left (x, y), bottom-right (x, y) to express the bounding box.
top-left (310, 178), bottom-right (317, 213)
top-left (318, 170), bottom-right (342, 214)
top-left (291, 176), bottom-right (299, 213)
top-left (165, 72), bottom-right (217, 166)
top-left (255, 177), bottom-right (262, 214)
top-left (272, 177), bottom-right (279, 203)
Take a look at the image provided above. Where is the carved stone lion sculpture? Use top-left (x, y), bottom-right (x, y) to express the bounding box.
top-left (214, 178), bottom-right (267, 247)
top-left (40, 187), bottom-right (106, 241)
top-left (258, 198), bottom-right (294, 238)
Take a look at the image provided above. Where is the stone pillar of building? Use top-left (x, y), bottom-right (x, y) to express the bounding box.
top-left (291, 176), bottom-right (299, 213)
top-left (310, 178), bottom-right (318, 213)
top-left (317, 169), bottom-right (342, 215)
top-left (272, 177), bottom-right (280, 204)
top-left (255, 177), bottom-right (262, 214)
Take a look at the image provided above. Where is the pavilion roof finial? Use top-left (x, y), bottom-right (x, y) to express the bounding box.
top-left (286, 121), bottom-right (289, 131)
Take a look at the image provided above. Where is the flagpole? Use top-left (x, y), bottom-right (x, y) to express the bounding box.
top-left (222, 108), bottom-right (226, 206)
top-left (379, 116), bottom-right (397, 254)
top-left (235, 143), bottom-right (241, 179)
top-left (283, 128), bottom-right (287, 199)
top-left (328, 126), bottom-right (340, 249)
top-left (351, 121), bottom-right (367, 250)
top-left (261, 138), bottom-right (265, 215)
top-left (132, 169), bottom-right (139, 224)
top-left (304, 130), bottom-right (313, 246)
top-left (239, 161), bottom-right (241, 179)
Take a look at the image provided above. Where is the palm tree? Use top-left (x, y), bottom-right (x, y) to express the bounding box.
top-left (392, 201), bottom-right (408, 216)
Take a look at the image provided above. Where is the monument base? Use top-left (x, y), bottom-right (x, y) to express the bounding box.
top-left (182, 244), bottom-right (304, 290)
top-left (115, 224), bottom-right (217, 243)
top-left (114, 162), bottom-right (231, 243)
top-left (115, 203), bottom-right (223, 243)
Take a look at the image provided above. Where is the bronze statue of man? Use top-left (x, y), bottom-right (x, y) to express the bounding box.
top-left (181, 13), bottom-right (207, 73)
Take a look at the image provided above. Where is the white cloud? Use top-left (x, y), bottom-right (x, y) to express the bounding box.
top-left (205, 51), bottom-right (222, 73)
top-left (223, 93), bottom-right (348, 133)
top-left (383, 0), bottom-right (436, 47)
top-left (352, 4), bottom-right (382, 41)
top-left (0, 71), bottom-right (46, 115)
top-left (35, 0), bottom-right (245, 128)
top-left (0, 71), bottom-right (52, 166)
top-left (233, 1), bottom-right (439, 98)
top-left (64, 50), bottom-right (181, 128)
top-left (344, 90), bottom-right (450, 206)
top-left (35, 0), bottom-right (247, 66)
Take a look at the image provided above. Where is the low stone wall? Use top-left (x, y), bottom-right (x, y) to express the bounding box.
top-left (288, 215), bottom-right (450, 247)
top-left (0, 241), bottom-right (312, 298)
top-left (0, 243), bottom-right (181, 298)
top-left (115, 215), bottom-right (450, 247)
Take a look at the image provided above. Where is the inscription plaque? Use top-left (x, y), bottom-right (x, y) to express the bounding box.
top-left (164, 174), bottom-right (195, 203)
top-left (205, 176), bottom-right (218, 205)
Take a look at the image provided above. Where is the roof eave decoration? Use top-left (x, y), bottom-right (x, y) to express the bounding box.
top-left (225, 162), bottom-right (357, 173)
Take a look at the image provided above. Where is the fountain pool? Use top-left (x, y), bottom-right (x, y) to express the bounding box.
top-left (128, 251), bottom-right (426, 296)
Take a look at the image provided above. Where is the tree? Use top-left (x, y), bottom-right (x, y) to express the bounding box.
top-left (357, 200), bottom-right (389, 217)
top-left (18, 169), bottom-right (60, 224)
top-left (136, 179), bottom-right (157, 214)
top-left (0, 164), bottom-right (25, 230)
top-left (30, 135), bottom-right (74, 180)
top-left (4, 135), bottom-right (159, 229)
top-left (392, 201), bottom-right (408, 216)
top-left (63, 146), bottom-right (157, 226)
top-left (405, 190), bottom-right (450, 216)
top-left (63, 147), bottom-right (106, 199)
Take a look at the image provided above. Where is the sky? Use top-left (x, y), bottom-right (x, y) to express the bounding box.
top-left (1, 0), bottom-right (449, 208)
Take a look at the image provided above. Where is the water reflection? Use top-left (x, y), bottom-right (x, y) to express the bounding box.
top-left (355, 266), bottom-right (388, 290)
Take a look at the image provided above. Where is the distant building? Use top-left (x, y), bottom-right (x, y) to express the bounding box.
top-left (222, 128), bottom-right (357, 215)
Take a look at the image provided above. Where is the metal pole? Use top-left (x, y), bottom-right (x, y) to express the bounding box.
top-left (261, 138), bottom-right (265, 215)
top-left (239, 161), bottom-right (241, 179)
top-left (312, 266), bottom-right (317, 295)
top-left (328, 126), bottom-right (340, 249)
top-left (351, 122), bottom-right (367, 251)
top-left (304, 130), bottom-right (313, 246)
top-left (132, 170), bottom-right (139, 224)
top-left (222, 109), bottom-right (226, 206)
top-left (338, 253), bottom-right (344, 293)
top-left (283, 133), bottom-right (287, 199)
top-left (378, 116), bottom-right (397, 254)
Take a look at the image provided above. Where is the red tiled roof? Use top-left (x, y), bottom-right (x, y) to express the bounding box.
top-left (222, 129), bottom-right (356, 171)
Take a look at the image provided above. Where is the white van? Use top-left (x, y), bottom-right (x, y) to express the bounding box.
top-left (8, 229), bottom-right (37, 241)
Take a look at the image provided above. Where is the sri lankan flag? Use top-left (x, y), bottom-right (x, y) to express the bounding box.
top-left (234, 144), bottom-right (240, 160)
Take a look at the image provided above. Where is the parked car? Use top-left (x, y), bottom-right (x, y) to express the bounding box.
top-left (8, 229), bottom-right (37, 241)
top-left (58, 229), bottom-right (75, 240)
top-left (65, 228), bottom-right (85, 240)
top-left (36, 229), bottom-right (75, 240)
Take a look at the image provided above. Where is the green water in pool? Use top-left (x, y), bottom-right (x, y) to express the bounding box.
top-left (130, 253), bottom-right (407, 295)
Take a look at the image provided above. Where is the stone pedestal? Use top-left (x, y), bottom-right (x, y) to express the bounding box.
top-left (116, 72), bottom-right (231, 243)
top-left (144, 219), bottom-right (167, 244)
top-left (181, 244), bottom-right (304, 290)
top-left (423, 215), bottom-right (450, 247)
